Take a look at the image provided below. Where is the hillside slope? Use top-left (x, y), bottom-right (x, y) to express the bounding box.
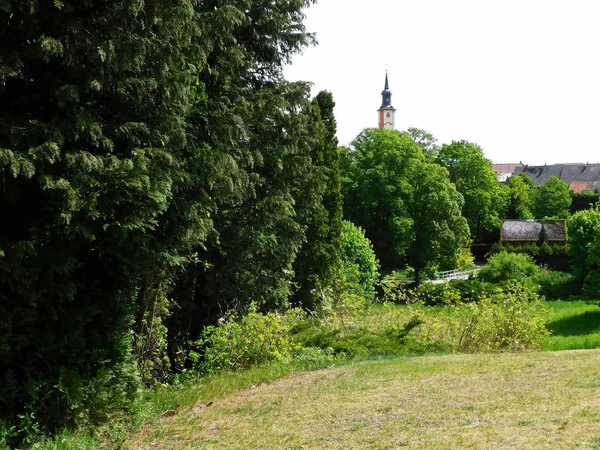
top-left (126, 349), bottom-right (600, 449)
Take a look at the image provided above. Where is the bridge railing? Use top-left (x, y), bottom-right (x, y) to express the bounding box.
top-left (435, 268), bottom-right (480, 280)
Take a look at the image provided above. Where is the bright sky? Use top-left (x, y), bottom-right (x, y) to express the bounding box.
top-left (283, 0), bottom-right (600, 165)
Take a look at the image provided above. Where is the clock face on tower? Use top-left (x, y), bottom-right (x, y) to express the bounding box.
top-left (384, 110), bottom-right (394, 128)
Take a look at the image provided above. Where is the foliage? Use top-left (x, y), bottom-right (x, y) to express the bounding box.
top-left (408, 282), bottom-right (463, 306)
top-left (566, 209), bottom-right (600, 283)
top-left (164, 0), bottom-right (324, 374)
top-left (0, 0), bottom-right (327, 444)
top-left (407, 127), bottom-right (440, 161)
top-left (340, 129), bottom-right (422, 269)
top-left (537, 269), bottom-right (578, 300)
top-left (506, 174), bottom-right (535, 219)
top-left (0, 0), bottom-right (200, 443)
top-left (478, 251), bottom-right (540, 284)
top-left (341, 128), bottom-right (469, 283)
top-left (500, 241), bottom-right (567, 257)
top-left (340, 220), bottom-right (380, 300)
top-left (454, 246), bottom-right (476, 270)
top-left (382, 278), bottom-right (501, 307)
top-left (570, 188), bottom-right (599, 213)
top-left (134, 283), bottom-right (173, 387)
top-left (437, 140), bottom-right (508, 235)
top-left (406, 163), bottom-right (471, 282)
top-left (405, 279), bottom-right (498, 306)
top-left (194, 307), bottom-right (305, 373)
top-left (410, 285), bottom-right (549, 352)
top-left (292, 91), bottom-right (344, 310)
top-left (379, 275), bottom-right (410, 304)
top-left (534, 175), bottom-right (572, 219)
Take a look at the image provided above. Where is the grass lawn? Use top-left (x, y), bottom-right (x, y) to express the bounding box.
top-left (543, 300), bottom-right (600, 351)
top-left (125, 349), bottom-right (600, 449)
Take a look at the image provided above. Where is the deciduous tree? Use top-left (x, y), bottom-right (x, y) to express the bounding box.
top-left (534, 175), bottom-right (572, 218)
top-left (341, 128), bottom-right (469, 283)
top-left (506, 174), bottom-right (536, 219)
top-left (437, 140), bottom-right (507, 236)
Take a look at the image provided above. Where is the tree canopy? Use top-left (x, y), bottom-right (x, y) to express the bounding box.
top-left (341, 128), bottom-right (469, 282)
top-left (533, 175), bottom-right (572, 219)
top-left (437, 140), bottom-right (507, 235)
top-left (506, 173), bottom-right (536, 219)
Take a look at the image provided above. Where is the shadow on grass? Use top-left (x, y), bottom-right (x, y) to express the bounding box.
top-left (547, 310), bottom-right (600, 336)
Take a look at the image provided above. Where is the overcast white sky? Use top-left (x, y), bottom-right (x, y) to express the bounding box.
top-left (283, 0), bottom-right (600, 165)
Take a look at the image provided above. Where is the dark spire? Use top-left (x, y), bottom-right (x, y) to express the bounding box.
top-left (380, 72), bottom-right (393, 109)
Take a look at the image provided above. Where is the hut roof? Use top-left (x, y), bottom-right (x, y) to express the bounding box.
top-left (501, 220), bottom-right (566, 242)
top-left (502, 220), bottom-right (542, 241)
top-left (543, 221), bottom-right (566, 241)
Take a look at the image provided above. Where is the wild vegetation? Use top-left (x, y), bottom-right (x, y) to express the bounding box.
top-left (2, 1), bottom-right (600, 449)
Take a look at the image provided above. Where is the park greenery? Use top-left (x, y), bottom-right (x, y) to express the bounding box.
top-left (2, 1), bottom-right (600, 448)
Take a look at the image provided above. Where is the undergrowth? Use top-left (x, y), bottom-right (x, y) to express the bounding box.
top-left (21, 284), bottom-right (555, 449)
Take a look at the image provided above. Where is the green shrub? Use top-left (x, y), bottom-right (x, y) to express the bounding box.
top-left (447, 279), bottom-right (496, 303)
top-left (410, 285), bottom-right (548, 352)
top-left (379, 274), bottom-right (410, 303)
top-left (408, 282), bottom-right (462, 306)
top-left (381, 277), bottom-right (501, 306)
top-left (341, 221), bottom-right (380, 300)
top-left (478, 251), bottom-right (540, 284)
top-left (194, 307), bottom-right (305, 373)
top-left (537, 269), bottom-right (578, 299)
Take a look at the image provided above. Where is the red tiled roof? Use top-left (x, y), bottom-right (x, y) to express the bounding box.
top-left (492, 163), bottom-right (519, 174)
top-left (569, 181), bottom-right (589, 193)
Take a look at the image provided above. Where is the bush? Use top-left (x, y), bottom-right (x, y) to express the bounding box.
top-left (341, 221), bottom-right (380, 300)
top-left (408, 282), bottom-right (462, 306)
top-left (537, 269), bottom-right (578, 299)
top-left (478, 251), bottom-right (540, 284)
top-left (410, 284), bottom-right (548, 352)
top-left (447, 279), bottom-right (495, 303)
top-left (194, 307), bottom-right (305, 373)
top-left (379, 274), bottom-right (410, 304)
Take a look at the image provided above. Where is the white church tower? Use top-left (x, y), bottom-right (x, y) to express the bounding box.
top-left (378, 73), bottom-right (396, 130)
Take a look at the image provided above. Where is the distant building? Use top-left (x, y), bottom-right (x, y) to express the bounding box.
top-left (492, 163), bottom-right (600, 192)
top-left (492, 163), bottom-right (520, 183)
top-left (378, 73), bottom-right (396, 130)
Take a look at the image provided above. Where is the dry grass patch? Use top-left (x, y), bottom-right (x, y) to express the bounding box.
top-left (126, 350), bottom-right (600, 449)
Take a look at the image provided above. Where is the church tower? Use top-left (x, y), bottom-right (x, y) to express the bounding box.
top-left (378, 73), bottom-right (396, 130)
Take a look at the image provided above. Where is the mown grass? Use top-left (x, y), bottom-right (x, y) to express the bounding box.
top-left (124, 349), bottom-right (600, 449)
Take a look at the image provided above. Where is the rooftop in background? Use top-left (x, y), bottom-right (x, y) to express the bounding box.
top-left (492, 163), bottom-right (600, 192)
top-left (501, 220), bottom-right (566, 243)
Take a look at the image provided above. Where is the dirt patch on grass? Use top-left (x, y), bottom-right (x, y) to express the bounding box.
top-left (126, 350), bottom-right (600, 449)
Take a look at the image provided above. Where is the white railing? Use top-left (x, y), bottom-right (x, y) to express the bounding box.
top-left (435, 268), bottom-right (479, 281)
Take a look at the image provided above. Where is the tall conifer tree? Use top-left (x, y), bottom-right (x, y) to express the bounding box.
top-left (0, 0), bottom-right (197, 439)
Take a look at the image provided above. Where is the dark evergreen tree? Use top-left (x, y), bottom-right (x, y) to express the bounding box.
top-left (165, 0), bottom-right (319, 370)
top-left (292, 91), bottom-right (344, 311)
top-left (0, 0), bottom-right (198, 441)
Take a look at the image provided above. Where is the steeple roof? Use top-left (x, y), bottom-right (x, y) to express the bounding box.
top-left (380, 72), bottom-right (393, 109)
